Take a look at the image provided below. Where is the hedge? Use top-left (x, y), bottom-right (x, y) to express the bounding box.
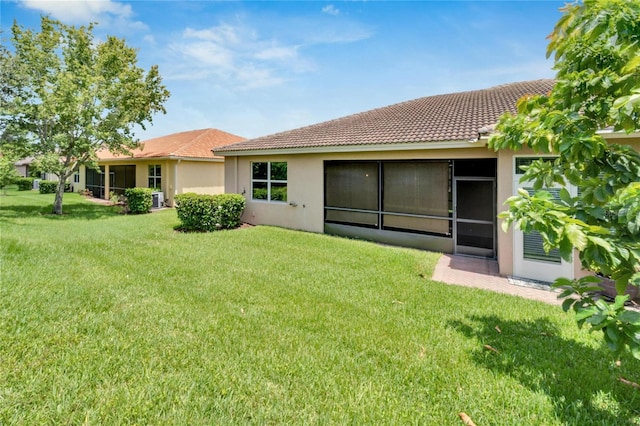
top-left (38, 180), bottom-right (57, 194)
top-left (16, 177), bottom-right (34, 191)
top-left (124, 187), bottom-right (153, 214)
top-left (175, 193), bottom-right (246, 232)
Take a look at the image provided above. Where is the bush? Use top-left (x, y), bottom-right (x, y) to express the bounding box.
top-left (175, 193), bottom-right (246, 232)
top-left (16, 177), bottom-right (34, 191)
top-left (38, 180), bottom-right (57, 194)
top-left (125, 187), bottom-right (152, 214)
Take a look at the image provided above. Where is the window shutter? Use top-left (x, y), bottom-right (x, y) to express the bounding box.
top-left (522, 187), bottom-right (562, 263)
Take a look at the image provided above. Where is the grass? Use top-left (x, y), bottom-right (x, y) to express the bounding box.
top-left (1, 188), bottom-right (639, 425)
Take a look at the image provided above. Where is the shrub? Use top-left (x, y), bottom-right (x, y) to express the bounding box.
top-left (38, 180), bottom-right (57, 194)
top-left (252, 187), bottom-right (287, 201)
top-left (16, 177), bottom-right (34, 191)
top-left (124, 187), bottom-right (152, 214)
top-left (175, 193), bottom-right (246, 232)
top-left (271, 186), bottom-right (287, 201)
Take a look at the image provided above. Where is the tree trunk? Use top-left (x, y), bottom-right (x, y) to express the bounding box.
top-left (53, 179), bottom-right (65, 215)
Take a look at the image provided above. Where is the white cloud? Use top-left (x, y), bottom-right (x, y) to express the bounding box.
top-left (21, 0), bottom-right (147, 31)
top-left (163, 12), bottom-right (371, 91)
top-left (177, 41), bottom-right (234, 68)
top-left (183, 24), bottom-right (241, 45)
top-left (143, 34), bottom-right (155, 45)
top-left (322, 5), bottom-right (340, 16)
top-left (167, 22), bottom-right (305, 90)
top-left (254, 46), bottom-right (298, 61)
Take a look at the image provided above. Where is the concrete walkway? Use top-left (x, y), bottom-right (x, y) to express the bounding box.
top-left (432, 254), bottom-right (562, 305)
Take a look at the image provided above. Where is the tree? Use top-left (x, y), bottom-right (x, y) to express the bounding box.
top-left (0, 16), bottom-right (170, 214)
top-left (489, 0), bottom-right (640, 359)
top-left (0, 154), bottom-right (20, 195)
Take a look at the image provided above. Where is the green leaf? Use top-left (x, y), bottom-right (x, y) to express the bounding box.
top-left (565, 223), bottom-right (587, 250)
top-left (606, 326), bottom-right (621, 343)
top-left (575, 307), bottom-right (598, 321)
top-left (618, 310), bottom-right (640, 324)
top-left (558, 188), bottom-right (573, 206)
top-left (631, 343), bottom-right (640, 360)
top-left (595, 298), bottom-right (611, 311)
top-left (562, 297), bottom-right (576, 312)
top-left (493, 0), bottom-right (640, 359)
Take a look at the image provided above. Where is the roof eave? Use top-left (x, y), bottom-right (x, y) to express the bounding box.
top-left (597, 130), bottom-right (640, 139)
top-left (97, 155), bottom-right (224, 163)
top-left (215, 139), bottom-right (487, 157)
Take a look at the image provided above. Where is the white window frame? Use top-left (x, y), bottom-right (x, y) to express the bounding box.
top-left (251, 161), bottom-right (287, 203)
top-left (512, 155), bottom-right (574, 282)
top-left (148, 164), bottom-right (161, 190)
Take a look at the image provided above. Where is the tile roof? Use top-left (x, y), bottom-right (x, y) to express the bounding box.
top-left (97, 128), bottom-right (246, 160)
top-left (215, 79), bottom-right (554, 153)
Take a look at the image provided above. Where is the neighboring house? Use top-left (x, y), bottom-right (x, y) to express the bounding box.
top-left (215, 79), bottom-right (640, 284)
top-left (77, 128), bottom-right (245, 206)
top-left (14, 157), bottom-right (64, 184)
top-left (14, 157), bottom-right (33, 177)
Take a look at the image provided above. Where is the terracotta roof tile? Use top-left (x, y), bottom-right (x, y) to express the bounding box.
top-left (97, 128), bottom-right (245, 160)
top-left (216, 79), bottom-right (554, 153)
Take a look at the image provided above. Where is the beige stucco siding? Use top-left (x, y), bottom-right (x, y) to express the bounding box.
top-left (232, 154), bottom-right (325, 232)
top-left (15, 165), bottom-right (29, 178)
top-left (496, 136), bottom-right (640, 278)
top-left (73, 168), bottom-right (86, 192)
top-left (495, 149), bottom-right (517, 276)
top-left (176, 160), bottom-right (225, 196)
top-left (78, 158), bottom-right (226, 206)
top-left (226, 147), bottom-right (499, 233)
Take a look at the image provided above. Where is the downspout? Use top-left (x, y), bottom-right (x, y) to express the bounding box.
top-left (234, 156), bottom-right (239, 194)
top-left (174, 159), bottom-right (180, 206)
top-left (104, 164), bottom-right (110, 200)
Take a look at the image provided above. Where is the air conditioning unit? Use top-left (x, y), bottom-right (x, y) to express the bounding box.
top-left (33, 179), bottom-right (40, 190)
top-left (151, 191), bottom-right (164, 209)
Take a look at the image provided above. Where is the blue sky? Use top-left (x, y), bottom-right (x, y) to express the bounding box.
top-left (1, 1), bottom-right (566, 140)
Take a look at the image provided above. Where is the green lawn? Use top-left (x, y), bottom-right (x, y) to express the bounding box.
top-left (1, 189), bottom-right (638, 425)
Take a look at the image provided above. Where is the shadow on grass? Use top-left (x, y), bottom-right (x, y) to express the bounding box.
top-left (0, 199), bottom-right (120, 222)
top-left (450, 315), bottom-right (639, 425)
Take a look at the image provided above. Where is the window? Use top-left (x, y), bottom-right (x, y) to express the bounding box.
top-left (85, 166), bottom-right (105, 198)
top-left (515, 157), bottom-right (556, 175)
top-left (73, 172), bottom-right (80, 183)
top-left (111, 165), bottom-right (136, 195)
top-left (252, 162), bottom-right (287, 202)
top-left (324, 160), bottom-right (452, 235)
top-left (325, 161), bottom-right (379, 227)
top-left (148, 165), bottom-right (161, 190)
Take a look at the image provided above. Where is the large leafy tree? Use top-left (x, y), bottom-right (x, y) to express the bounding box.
top-left (0, 154), bottom-right (20, 195)
top-left (489, 0), bottom-right (640, 359)
top-left (0, 16), bottom-right (170, 214)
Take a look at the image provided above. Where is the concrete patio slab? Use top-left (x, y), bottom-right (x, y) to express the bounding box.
top-left (432, 254), bottom-right (562, 305)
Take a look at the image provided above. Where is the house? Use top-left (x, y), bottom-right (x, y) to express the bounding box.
top-left (14, 157), bottom-right (34, 177)
top-left (77, 128), bottom-right (245, 206)
top-left (13, 157), bottom-right (66, 186)
top-left (215, 79), bottom-right (640, 284)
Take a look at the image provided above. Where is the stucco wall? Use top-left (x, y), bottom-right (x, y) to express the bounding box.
top-left (176, 160), bottom-right (225, 197)
top-left (15, 165), bottom-right (29, 178)
top-left (225, 147), bottom-right (498, 233)
top-left (79, 159), bottom-right (224, 206)
top-left (495, 149), bottom-right (517, 276)
top-left (497, 136), bottom-right (640, 278)
top-left (229, 154), bottom-right (325, 232)
top-left (75, 158), bottom-right (225, 206)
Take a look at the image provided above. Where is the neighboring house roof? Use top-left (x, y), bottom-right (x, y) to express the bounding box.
top-left (215, 79), bottom-right (555, 154)
top-left (97, 128), bottom-right (246, 161)
top-left (14, 157), bottom-right (35, 166)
